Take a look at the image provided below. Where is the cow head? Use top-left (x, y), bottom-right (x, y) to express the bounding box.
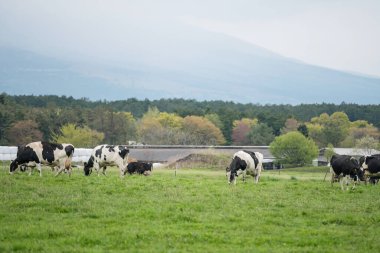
top-left (143, 163), bottom-right (153, 176)
top-left (83, 162), bottom-right (92, 176)
top-left (350, 157), bottom-right (365, 181)
top-left (9, 159), bottom-right (19, 174)
top-left (364, 156), bottom-right (377, 169)
top-left (227, 156), bottom-right (247, 184)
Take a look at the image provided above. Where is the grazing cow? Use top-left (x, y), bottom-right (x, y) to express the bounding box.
top-left (9, 141), bottom-right (74, 176)
top-left (359, 154), bottom-right (380, 184)
top-left (226, 150), bottom-right (264, 185)
top-left (84, 145), bottom-right (129, 177)
top-left (330, 154), bottom-right (364, 190)
top-left (126, 162), bottom-right (152, 176)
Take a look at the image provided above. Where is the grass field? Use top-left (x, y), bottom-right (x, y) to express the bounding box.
top-left (1, 165), bottom-right (380, 252)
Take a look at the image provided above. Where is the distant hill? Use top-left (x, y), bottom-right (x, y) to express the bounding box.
top-left (1, 28), bottom-right (380, 104)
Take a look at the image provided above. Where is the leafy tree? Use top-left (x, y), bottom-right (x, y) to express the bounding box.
top-left (323, 112), bottom-right (350, 146)
top-left (205, 113), bottom-right (224, 130)
top-left (183, 116), bottom-right (226, 145)
top-left (355, 136), bottom-right (379, 155)
top-left (270, 131), bottom-right (318, 166)
top-left (137, 107), bottom-right (165, 144)
top-left (137, 108), bottom-right (186, 145)
top-left (280, 118), bottom-right (299, 135)
top-left (6, 120), bottom-right (43, 146)
top-left (340, 120), bottom-right (379, 147)
top-left (231, 118), bottom-right (257, 145)
top-left (248, 123), bottom-right (275, 145)
top-left (52, 123), bottom-right (104, 148)
top-left (306, 122), bottom-right (324, 146)
top-left (307, 112), bottom-right (351, 147)
top-left (157, 112), bottom-right (183, 129)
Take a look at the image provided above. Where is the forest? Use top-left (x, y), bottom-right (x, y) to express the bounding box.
top-left (0, 93), bottom-right (379, 150)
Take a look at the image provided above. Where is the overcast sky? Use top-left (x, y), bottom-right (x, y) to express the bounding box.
top-left (1, 0), bottom-right (379, 77)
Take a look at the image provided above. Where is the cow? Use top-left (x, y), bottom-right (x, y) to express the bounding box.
top-left (330, 154), bottom-right (364, 190)
top-left (125, 162), bottom-right (152, 176)
top-left (84, 145), bottom-right (129, 177)
top-left (226, 150), bottom-right (264, 185)
top-left (9, 141), bottom-right (75, 177)
top-left (359, 154), bottom-right (380, 184)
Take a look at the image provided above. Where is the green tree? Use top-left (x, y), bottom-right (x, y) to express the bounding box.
top-left (323, 112), bottom-right (350, 146)
top-left (307, 112), bottom-right (350, 147)
top-left (270, 131), bottom-right (319, 166)
top-left (248, 123), bottom-right (275, 145)
top-left (52, 123), bottom-right (104, 148)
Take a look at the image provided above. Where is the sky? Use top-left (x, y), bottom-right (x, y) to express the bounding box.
top-left (0, 0), bottom-right (380, 77)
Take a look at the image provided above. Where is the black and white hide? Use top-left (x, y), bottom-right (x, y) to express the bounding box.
top-left (359, 154), bottom-right (380, 184)
top-left (9, 141), bottom-right (75, 176)
top-left (84, 145), bottom-right (129, 177)
top-left (125, 162), bottom-right (152, 176)
top-left (330, 154), bottom-right (364, 190)
top-left (226, 150), bottom-right (264, 185)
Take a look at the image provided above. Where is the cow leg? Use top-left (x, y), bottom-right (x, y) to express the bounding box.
top-left (93, 163), bottom-right (100, 176)
top-left (119, 166), bottom-right (125, 177)
top-left (102, 166), bottom-right (107, 176)
top-left (242, 170), bottom-right (246, 182)
top-left (352, 180), bottom-right (357, 190)
top-left (340, 177), bottom-right (346, 191)
top-left (55, 166), bottom-right (65, 176)
top-left (341, 176), bottom-right (351, 191)
top-left (254, 173), bottom-right (260, 184)
top-left (37, 163), bottom-right (42, 177)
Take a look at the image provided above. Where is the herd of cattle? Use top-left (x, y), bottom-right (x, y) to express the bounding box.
top-left (7, 141), bottom-right (380, 190)
top-left (9, 142), bottom-right (153, 177)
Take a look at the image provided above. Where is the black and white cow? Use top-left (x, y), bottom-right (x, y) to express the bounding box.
top-left (9, 141), bottom-right (75, 176)
top-left (330, 154), bottom-right (364, 190)
top-left (226, 150), bottom-right (264, 185)
top-left (126, 162), bottom-right (152, 176)
top-left (84, 145), bottom-right (130, 177)
top-left (359, 154), bottom-right (380, 184)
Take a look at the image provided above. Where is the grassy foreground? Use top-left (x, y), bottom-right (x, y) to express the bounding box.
top-left (1, 166), bottom-right (380, 253)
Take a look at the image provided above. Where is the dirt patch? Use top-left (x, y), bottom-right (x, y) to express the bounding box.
top-left (169, 152), bottom-right (230, 170)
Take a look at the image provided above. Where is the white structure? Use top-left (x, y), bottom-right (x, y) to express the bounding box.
top-left (0, 146), bottom-right (17, 161)
top-left (0, 146), bottom-right (92, 163)
top-left (72, 148), bottom-right (92, 163)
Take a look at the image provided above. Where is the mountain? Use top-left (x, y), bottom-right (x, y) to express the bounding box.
top-left (1, 29), bottom-right (380, 104)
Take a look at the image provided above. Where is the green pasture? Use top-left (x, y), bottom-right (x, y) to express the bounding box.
top-left (1, 165), bottom-right (380, 252)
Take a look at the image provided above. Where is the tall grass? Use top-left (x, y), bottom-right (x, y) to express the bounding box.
top-left (1, 166), bottom-right (379, 252)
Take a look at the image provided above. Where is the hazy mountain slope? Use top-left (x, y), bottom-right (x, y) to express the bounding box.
top-left (1, 27), bottom-right (379, 105)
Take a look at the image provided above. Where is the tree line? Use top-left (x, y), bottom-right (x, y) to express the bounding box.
top-left (0, 93), bottom-right (379, 154)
